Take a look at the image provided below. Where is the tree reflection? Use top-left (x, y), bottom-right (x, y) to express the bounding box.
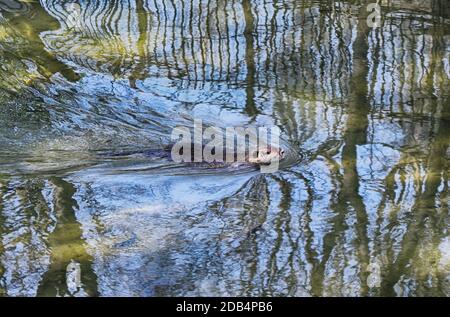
top-left (0, 0), bottom-right (448, 296)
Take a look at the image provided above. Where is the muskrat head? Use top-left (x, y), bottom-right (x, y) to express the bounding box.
top-left (248, 147), bottom-right (286, 165)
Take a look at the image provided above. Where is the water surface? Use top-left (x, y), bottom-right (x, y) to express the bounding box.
top-left (0, 0), bottom-right (449, 296)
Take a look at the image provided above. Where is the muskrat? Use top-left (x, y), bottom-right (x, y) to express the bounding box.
top-left (101, 143), bottom-right (285, 168)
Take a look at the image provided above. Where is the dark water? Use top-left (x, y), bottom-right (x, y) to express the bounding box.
top-left (0, 0), bottom-right (449, 296)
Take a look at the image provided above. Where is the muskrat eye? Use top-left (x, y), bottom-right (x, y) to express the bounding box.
top-left (280, 149), bottom-right (285, 156)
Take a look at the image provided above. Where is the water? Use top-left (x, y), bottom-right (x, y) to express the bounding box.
top-left (0, 0), bottom-right (449, 297)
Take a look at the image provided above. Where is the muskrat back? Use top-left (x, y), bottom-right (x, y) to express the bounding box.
top-left (100, 143), bottom-right (286, 166)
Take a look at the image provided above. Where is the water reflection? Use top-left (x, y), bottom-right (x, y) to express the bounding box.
top-left (0, 0), bottom-right (449, 296)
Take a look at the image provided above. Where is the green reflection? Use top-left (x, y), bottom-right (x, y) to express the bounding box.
top-left (37, 178), bottom-right (97, 297)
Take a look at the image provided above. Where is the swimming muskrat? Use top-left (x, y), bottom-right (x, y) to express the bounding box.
top-left (101, 143), bottom-right (286, 169)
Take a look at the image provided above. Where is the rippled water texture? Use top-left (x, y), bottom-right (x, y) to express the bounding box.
top-left (0, 0), bottom-right (449, 296)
